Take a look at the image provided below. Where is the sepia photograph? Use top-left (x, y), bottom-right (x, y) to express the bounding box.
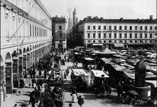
top-left (0, 0), bottom-right (157, 107)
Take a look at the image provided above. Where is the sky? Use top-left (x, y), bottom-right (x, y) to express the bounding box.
top-left (40, 0), bottom-right (156, 21)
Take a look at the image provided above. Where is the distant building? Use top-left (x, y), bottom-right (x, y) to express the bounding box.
top-left (68, 16), bottom-right (157, 49)
top-left (73, 8), bottom-right (77, 26)
top-left (52, 16), bottom-right (67, 49)
top-left (0, 0), bottom-right (52, 105)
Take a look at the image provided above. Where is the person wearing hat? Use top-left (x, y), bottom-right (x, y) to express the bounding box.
top-left (78, 95), bottom-right (84, 107)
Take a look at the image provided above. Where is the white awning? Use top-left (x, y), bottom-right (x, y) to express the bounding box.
top-left (92, 70), bottom-right (109, 78)
top-left (72, 69), bottom-right (88, 76)
top-left (114, 43), bottom-right (124, 47)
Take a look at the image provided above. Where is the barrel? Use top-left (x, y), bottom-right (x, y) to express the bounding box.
top-left (135, 85), bottom-right (151, 100)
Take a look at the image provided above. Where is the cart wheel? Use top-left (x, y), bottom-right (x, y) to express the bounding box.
top-left (121, 95), bottom-right (126, 103)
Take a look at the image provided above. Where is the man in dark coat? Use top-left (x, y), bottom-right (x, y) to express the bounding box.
top-left (29, 91), bottom-right (36, 107)
top-left (78, 95), bottom-right (84, 107)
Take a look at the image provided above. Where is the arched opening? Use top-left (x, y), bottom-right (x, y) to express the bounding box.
top-left (5, 52), bottom-right (13, 94)
top-left (0, 55), bottom-right (4, 83)
top-left (12, 51), bottom-right (18, 87)
top-left (27, 47), bottom-right (29, 52)
top-left (0, 55), bottom-right (5, 102)
top-left (23, 48), bottom-right (26, 54)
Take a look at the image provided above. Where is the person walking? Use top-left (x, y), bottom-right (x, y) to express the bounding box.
top-left (71, 87), bottom-right (78, 103)
top-left (78, 95), bottom-right (84, 107)
top-left (69, 103), bottom-right (72, 107)
top-left (29, 91), bottom-right (36, 107)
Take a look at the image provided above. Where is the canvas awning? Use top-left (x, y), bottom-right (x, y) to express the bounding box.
top-left (84, 57), bottom-right (94, 61)
top-left (92, 70), bottom-right (109, 78)
top-left (114, 43), bottom-right (124, 48)
top-left (101, 48), bottom-right (115, 54)
top-left (101, 58), bottom-right (111, 64)
top-left (72, 69), bottom-right (88, 76)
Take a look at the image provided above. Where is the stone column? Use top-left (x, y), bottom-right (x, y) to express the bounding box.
top-left (12, 58), bottom-right (18, 87)
top-left (5, 62), bottom-right (13, 94)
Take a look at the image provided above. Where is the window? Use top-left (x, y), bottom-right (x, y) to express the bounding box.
top-left (119, 33), bottom-right (122, 38)
top-left (150, 34), bottom-right (152, 38)
top-left (59, 26), bottom-right (62, 30)
top-left (125, 26), bottom-right (127, 30)
top-left (150, 26), bottom-right (152, 30)
top-left (30, 25), bottom-right (31, 36)
top-left (98, 26), bottom-right (101, 30)
top-left (88, 33), bottom-right (90, 38)
top-left (93, 26), bottom-right (95, 30)
top-left (104, 26), bottom-right (106, 30)
top-left (119, 26), bottom-right (122, 30)
top-left (109, 33), bottom-right (111, 38)
top-left (114, 26), bottom-right (117, 30)
top-left (140, 40), bottom-right (143, 43)
top-left (88, 26), bottom-right (90, 30)
top-left (98, 33), bottom-right (101, 38)
top-left (125, 33), bottom-right (127, 38)
top-left (135, 33), bottom-right (137, 38)
top-left (93, 33), bottom-right (95, 38)
top-left (114, 40), bottom-right (116, 43)
top-left (99, 40), bottom-right (102, 43)
top-left (155, 26), bottom-right (157, 30)
top-left (130, 26), bottom-right (132, 30)
top-left (60, 32), bottom-right (62, 38)
top-left (140, 26), bottom-right (142, 30)
top-left (114, 33), bottom-right (117, 38)
top-left (109, 26), bottom-right (111, 30)
top-left (130, 33), bottom-right (132, 38)
top-left (140, 33), bottom-right (142, 38)
top-left (145, 34), bottom-right (147, 38)
top-left (104, 33), bottom-right (106, 38)
top-left (104, 40), bottom-right (106, 43)
top-left (145, 26), bottom-right (147, 30)
top-left (93, 40), bottom-right (95, 43)
top-left (135, 26), bottom-right (137, 30)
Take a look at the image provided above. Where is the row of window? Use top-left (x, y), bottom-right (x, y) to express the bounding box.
top-left (87, 33), bottom-right (154, 39)
top-left (87, 40), bottom-right (154, 43)
top-left (30, 25), bottom-right (47, 37)
top-left (87, 25), bottom-right (157, 30)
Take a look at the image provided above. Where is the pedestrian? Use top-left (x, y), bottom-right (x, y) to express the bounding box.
top-left (69, 103), bottom-right (72, 107)
top-left (29, 91), bottom-right (36, 107)
top-left (71, 87), bottom-right (78, 103)
top-left (77, 95), bottom-right (84, 107)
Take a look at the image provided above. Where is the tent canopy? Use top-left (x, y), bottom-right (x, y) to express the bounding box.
top-left (91, 70), bottom-right (109, 78)
top-left (101, 48), bottom-right (116, 54)
top-left (114, 43), bottom-right (124, 48)
top-left (72, 69), bottom-right (88, 76)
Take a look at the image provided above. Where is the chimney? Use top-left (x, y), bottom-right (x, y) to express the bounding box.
top-left (150, 15), bottom-right (153, 20)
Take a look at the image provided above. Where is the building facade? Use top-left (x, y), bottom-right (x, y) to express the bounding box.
top-left (52, 16), bottom-right (67, 49)
top-left (69, 16), bottom-right (157, 49)
top-left (0, 0), bottom-right (52, 103)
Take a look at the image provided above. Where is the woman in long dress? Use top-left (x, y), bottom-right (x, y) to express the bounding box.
top-left (71, 88), bottom-right (78, 103)
top-left (71, 93), bottom-right (77, 103)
